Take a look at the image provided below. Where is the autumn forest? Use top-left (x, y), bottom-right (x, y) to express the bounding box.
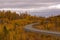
top-left (0, 10), bottom-right (60, 40)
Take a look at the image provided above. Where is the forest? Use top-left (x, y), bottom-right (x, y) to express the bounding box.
top-left (33, 15), bottom-right (60, 32)
top-left (0, 10), bottom-right (60, 40)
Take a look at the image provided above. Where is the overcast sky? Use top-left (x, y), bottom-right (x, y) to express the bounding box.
top-left (0, 0), bottom-right (60, 17)
top-left (0, 0), bottom-right (60, 8)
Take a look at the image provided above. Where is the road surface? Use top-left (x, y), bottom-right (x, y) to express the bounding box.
top-left (24, 23), bottom-right (60, 36)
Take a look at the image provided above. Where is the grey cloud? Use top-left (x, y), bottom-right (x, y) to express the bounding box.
top-left (0, 0), bottom-right (60, 17)
top-left (0, 2), bottom-right (55, 8)
top-left (0, 0), bottom-right (60, 8)
top-left (0, 0), bottom-right (60, 3)
top-left (29, 9), bottom-right (60, 17)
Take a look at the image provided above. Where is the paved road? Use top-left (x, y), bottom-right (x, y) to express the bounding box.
top-left (24, 23), bottom-right (60, 36)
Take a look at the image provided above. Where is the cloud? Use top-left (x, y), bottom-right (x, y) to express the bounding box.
top-left (0, 4), bottom-right (60, 11)
top-left (0, 0), bottom-right (59, 8)
top-left (0, 0), bottom-right (60, 17)
top-left (48, 4), bottom-right (60, 9)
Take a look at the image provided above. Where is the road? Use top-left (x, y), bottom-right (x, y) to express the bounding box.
top-left (24, 23), bottom-right (60, 36)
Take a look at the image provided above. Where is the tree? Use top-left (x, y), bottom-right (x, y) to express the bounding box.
top-left (3, 26), bottom-right (9, 40)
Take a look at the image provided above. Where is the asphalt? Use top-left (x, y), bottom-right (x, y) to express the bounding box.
top-left (24, 23), bottom-right (60, 36)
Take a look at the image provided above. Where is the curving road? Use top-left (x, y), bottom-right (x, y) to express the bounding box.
top-left (24, 23), bottom-right (60, 36)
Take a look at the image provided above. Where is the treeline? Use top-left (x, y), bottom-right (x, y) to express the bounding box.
top-left (0, 11), bottom-right (27, 20)
top-left (0, 11), bottom-right (44, 20)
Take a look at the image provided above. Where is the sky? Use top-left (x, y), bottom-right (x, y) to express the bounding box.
top-left (0, 0), bottom-right (60, 17)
